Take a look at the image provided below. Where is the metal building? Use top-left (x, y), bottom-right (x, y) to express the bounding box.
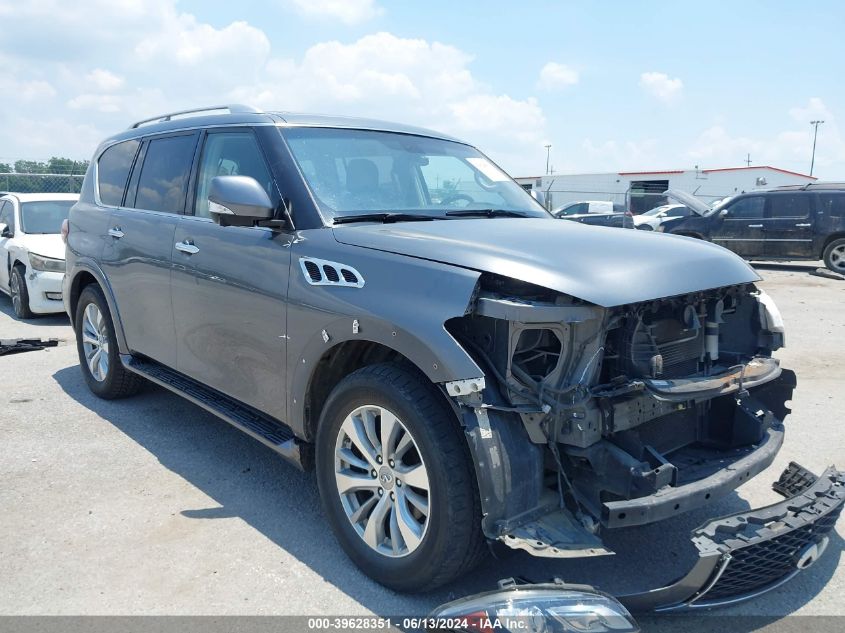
top-left (515, 166), bottom-right (815, 214)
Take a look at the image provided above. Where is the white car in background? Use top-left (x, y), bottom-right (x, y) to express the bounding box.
top-left (633, 203), bottom-right (694, 231)
top-left (0, 193), bottom-right (77, 318)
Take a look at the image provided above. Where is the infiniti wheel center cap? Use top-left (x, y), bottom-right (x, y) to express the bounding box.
top-left (378, 466), bottom-right (395, 490)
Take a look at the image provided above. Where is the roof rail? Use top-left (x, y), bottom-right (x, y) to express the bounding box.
top-left (129, 104), bottom-right (262, 129)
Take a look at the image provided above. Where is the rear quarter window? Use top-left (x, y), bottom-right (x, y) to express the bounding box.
top-left (818, 193), bottom-right (845, 217)
top-left (97, 139), bottom-right (140, 207)
top-left (767, 193), bottom-right (811, 218)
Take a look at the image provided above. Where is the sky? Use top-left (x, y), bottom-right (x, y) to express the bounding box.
top-left (0, 0), bottom-right (843, 178)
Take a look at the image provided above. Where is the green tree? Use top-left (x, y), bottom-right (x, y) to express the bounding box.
top-left (47, 157), bottom-right (89, 175)
top-left (14, 160), bottom-right (48, 174)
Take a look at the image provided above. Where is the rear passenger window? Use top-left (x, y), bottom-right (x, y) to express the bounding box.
top-left (98, 139), bottom-right (140, 206)
top-left (768, 194), bottom-right (810, 218)
top-left (818, 193), bottom-right (845, 217)
top-left (133, 135), bottom-right (197, 213)
top-left (194, 132), bottom-right (274, 218)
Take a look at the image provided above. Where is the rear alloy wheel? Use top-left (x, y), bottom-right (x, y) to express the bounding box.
top-left (74, 284), bottom-right (143, 399)
top-left (316, 363), bottom-right (486, 592)
top-left (823, 238), bottom-right (845, 274)
top-left (9, 265), bottom-right (34, 319)
top-left (81, 302), bottom-right (110, 382)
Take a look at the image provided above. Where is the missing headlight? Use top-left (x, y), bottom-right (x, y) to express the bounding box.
top-left (512, 328), bottom-right (563, 383)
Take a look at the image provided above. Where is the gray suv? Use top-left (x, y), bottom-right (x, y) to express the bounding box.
top-left (64, 105), bottom-right (843, 603)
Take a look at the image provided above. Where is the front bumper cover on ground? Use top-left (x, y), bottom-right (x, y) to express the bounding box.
top-left (619, 462), bottom-right (844, 612)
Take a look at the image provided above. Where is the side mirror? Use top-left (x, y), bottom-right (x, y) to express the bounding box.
top-left (0, 222), bottom-right (10, 238)
top-left (719, 208), bottom-right (729, 218)
top-left (208, 176), bottom-right (275, 226)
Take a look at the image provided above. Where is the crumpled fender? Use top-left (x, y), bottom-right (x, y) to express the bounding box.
top-left (285, 232), bottom-right (485, 438)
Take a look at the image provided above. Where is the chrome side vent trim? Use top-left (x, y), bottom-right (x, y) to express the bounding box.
top-left (299, 257), bottom-right (365, 288)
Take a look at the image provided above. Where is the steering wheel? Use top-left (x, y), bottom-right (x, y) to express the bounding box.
top-left (438, 193), bottom-right (474, 207)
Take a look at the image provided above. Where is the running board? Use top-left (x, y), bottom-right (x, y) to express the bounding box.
top-left (121, 355), bottom-right (308, 470)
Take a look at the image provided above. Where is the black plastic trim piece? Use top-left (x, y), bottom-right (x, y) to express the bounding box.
top-left (602, 425), bottom-right (784, 528)
top-left (619, 463), bottom-right (845, 612)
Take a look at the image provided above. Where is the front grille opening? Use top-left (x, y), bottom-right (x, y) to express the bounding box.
top-left (304, 260), bottom-right (322, 282)
top-left (512, 328), bottom-right (562, 382)
top-left (323, 265), bottom-right (340, 282)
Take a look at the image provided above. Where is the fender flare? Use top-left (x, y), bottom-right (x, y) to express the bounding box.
top-left (288, 315), bottom-right (484, 438)
top-left (66, 259), bottom-right (130, 354)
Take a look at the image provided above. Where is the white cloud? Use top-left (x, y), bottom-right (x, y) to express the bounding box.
top-left (537, 62), bottom-right (579, 91)
top-left (232, 32), bottom-right (546, 171)
top-left (580, 138), bottom-right (659, 171)
top-left (0, 4), bottom-right (546, 174)
top-left (687, 98), bottom-right (845, 176)
top-left (18, 79), bottom-right (56, 101)
top-left (288, 0), bottom-right (383, 24)
top-left (86, 69), bottom-right (124, 92)
top-left (639, 71), bottom-right (683, 103)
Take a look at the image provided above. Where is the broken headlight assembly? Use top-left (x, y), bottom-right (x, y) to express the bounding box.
top-left (430, 580), bottom-right (639, 633)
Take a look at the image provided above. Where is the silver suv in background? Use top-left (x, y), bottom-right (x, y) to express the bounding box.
top-left (63, 105), bottom-right (843, 605)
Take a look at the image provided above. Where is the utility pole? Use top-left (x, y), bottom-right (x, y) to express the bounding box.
top-left (544, 144), bottom-right (552, 175)
top-left (810, 120), bottom-right (824, 177)
top-left (745, 153), bottom-right (751, 167)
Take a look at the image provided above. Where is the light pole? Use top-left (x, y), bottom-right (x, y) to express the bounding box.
top-left (544, 144), bottom-right (552, 175)
top-left (810, 120), bottom-right (824, 177)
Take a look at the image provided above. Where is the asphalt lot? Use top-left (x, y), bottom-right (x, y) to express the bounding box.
top-left (0, 262), bottom-right (843, 620)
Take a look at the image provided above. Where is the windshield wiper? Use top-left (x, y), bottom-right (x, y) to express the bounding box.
top-left (332, 212), bottom-right (444, 225)
top-left (444, 209), bottom-right (530, 218)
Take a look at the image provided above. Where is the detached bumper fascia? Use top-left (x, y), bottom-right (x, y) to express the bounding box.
top-left (618, 463), bottom-right (845, 613)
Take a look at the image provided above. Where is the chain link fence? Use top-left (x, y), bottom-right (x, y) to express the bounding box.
top-left (0, 172), bottom-right (85, 194)
top-left (0, 158), bottom-right (89, 194)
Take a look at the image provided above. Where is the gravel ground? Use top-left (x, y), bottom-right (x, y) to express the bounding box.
top-left (0, 262), bottom-right (842, 622)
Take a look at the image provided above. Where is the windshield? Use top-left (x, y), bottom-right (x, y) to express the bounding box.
top-left (283, 128), bottom-right (549, 221)
top-left (20, 200), bottom-right (74, 234)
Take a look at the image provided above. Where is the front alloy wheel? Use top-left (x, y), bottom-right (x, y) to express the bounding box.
top-left (9, 266), bottom-right (34, 319)
top-left (316, 363), bottom-right (486, 592)
top-left (334, 405), bottom-right (430, 557)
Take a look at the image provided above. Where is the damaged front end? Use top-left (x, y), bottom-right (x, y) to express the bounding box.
top-left (620, 462), bottom-right (845, 611)
top-left (445, 273), bottom-right (799, 557)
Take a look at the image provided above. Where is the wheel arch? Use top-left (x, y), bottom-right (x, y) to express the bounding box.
top-left (295, 329), bottom-right (479, 443)
top-left (670, 230), bottom-right (706, 240)
top-left (821, 232), bottom-right (845, 257)
top-left (66, 260), bottom-right (129, 352)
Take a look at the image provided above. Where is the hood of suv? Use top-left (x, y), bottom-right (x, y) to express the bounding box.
top-left (332, 218), bottom-right (760, 307)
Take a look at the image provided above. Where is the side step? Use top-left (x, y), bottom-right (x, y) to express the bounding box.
top-left (122, 355), bottom-right (309, 470)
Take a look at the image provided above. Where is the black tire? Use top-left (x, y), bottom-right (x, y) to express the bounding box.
top-left (315, 362), bottom-right (486, 592)
top-left (822, 237), bottom-right (845, 274)
top-left (74, 284), bottom-right (142, 399)
top-left (10, 265), bottom-right (34, 319)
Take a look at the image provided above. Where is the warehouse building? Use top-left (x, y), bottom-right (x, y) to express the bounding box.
top-left (515, 166), bottom-right (815, 214)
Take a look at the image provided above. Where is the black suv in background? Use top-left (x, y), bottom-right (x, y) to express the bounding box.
top-left (663, 185), bottom-right (845, 273)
